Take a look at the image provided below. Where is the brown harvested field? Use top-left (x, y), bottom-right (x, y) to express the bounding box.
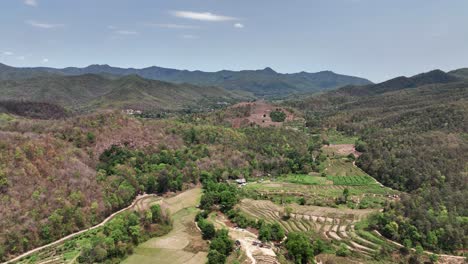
top-left (226, 100), bottom-right (297, 128)
top-left (322, 144), bottom-right (362, 157)
top-left (123, 188), bottom-right (207, 264)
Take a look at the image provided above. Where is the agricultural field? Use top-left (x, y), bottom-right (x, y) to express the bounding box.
top-left (13, 229), bottom-right (101, 264)
top-left (242, 142), bottom-right (397, 209)
top-left (238, 199), bottom-right (397, 261)
top-left (279, 174), bottom-right (331, 185)
top-left (122, 188), bottom-right (207, 264)
top-left (233, 143), bottom-right (405, 262)
top-left (328, 175), bottom-right (375, 186)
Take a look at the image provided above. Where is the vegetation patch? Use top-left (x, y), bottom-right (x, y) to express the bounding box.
top-left (269, 110), bottom-right (286, 122)
top-left (328, 175), bottom-right (376, 186)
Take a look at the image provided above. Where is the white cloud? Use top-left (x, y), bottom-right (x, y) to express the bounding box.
top-left (180, 34), bottom-right (199, 39)
top-left (114, 30), bottom-right (139, 35)
top-left (2, 51), bottom-right (14, 56)
top-left (148, 23), bottom-right (199, 29)
top-left (234, 23), bottom-right (244, 28)
top-left (42, 58), bottom-right (49, 63)
top-left (172, 11), bottom-right (237, 22)
top-left (26, 20), bottom-right (64, 29)
top-left (24, 0), bottom-right (37, 6)
top-left (17, 56), bottom-right (26, 60)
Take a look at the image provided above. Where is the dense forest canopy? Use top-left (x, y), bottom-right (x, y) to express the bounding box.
top-left (286, 71), bottom-right (468, 252)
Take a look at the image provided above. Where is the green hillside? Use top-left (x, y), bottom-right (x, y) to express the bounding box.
top-left (0, 74), bottom-right (251, 112)
top-left (287, 73), bottom-right (468, 253)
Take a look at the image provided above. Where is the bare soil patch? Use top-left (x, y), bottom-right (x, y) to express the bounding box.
top-left (226, 100), bottom-right (296, 128)
top-left (323, 144), bottom-right (362, 157)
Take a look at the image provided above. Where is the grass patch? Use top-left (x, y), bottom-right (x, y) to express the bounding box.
top-left (324, 130), bottom-right (358, 145)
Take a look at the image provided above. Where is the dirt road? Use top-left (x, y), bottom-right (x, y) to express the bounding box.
top-left (2, 193), bottom-right (158, 264)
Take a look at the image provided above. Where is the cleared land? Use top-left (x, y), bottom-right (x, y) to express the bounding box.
top-left (122, 188), bottom-right (208, 264)
top-left (209, 212), bottom-right (277, 264)
top-left (226, 100), bottom-right (299, 128)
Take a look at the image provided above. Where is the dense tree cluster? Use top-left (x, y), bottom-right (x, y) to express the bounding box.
top-left (285, 232), bottom-right (314, 264)
top-left (269, 110), bottom-right (287, 122)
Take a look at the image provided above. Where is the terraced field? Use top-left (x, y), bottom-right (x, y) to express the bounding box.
top-left (238, 199), bottom-right (392, 257)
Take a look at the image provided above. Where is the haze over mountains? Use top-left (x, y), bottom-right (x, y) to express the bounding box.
top-left (1, 62), bottom-right (467, 116)
top-left (0, 73), bottom-right (250, 112)
top-left (0, 63), bottom-right (372, 98)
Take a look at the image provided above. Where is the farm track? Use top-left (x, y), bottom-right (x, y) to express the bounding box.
top-left (3, 193), bottom-right (159, 264)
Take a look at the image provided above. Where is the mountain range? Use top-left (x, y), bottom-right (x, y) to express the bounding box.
top-left (0, 63), bottom-right (372, 98)
top-left (0, 73), bottom-right (250, 112)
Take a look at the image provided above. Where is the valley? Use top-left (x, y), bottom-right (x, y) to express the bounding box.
top-left (0, 68), bottom-right (466, 264)
top-left (2, 1), bottom-right (468, 263)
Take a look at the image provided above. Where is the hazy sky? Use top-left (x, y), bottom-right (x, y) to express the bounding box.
top-left (1, 0), bottom-right (467, 82)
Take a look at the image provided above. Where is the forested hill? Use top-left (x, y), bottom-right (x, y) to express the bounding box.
top-left (0, 73), bottom-right (251, 112)
top-left (0, 63), bottom-right (372, 98)
top-left (336, 69), bottom-right (460, 96)
top-left (287, 70), bottom-right (468, 252)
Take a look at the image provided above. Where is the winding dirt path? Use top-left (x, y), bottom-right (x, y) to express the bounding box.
top-left (2, 193), bottom-right (158, 264)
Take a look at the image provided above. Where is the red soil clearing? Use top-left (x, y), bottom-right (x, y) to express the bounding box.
top-left (227, 100), bottom-right (295, 128)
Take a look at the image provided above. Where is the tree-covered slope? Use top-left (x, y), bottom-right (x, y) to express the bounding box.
top-left (287, 71), bottom-right (468, 252)
top-left (0, 63), bottom-right (372, 98)
top-left (0, 111), bottom-right (316, 261)
top-left (0, 74), bottom-right (251, 112)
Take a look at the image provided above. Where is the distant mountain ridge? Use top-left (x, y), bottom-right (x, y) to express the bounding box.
top-left (0, 63), bottom-right (373, 97)
top-left (0, 73), bottom-right (251, 112)
top-left (337, 69), bottom-right (460, 96)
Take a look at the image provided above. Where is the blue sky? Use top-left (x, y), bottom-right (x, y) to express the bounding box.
top-left (0, 0), bottom-right (467, 82)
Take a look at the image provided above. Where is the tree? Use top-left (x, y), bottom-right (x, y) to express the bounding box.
top-left (383, 221), bottom-right (399, 240)
top-left (210, 229), bottom-right (233, 256)
top-left (198, 219), bottom-right (216, 240)
top-left (150, 205), bottom-right (162, 223)
top-left (312, 239), bottom-right (327, 255)
top-left (283, 206), bottom-right (293, 220)
top-left (342, 188), bottom-right (350, 202)
top-left (285, 232), bottom-right (314, 264)
top-left (429, 253), bottom-right (439, 263)
top-left (270, 222), bottom-right (285, 241)
top-left (219, 190), bottom-right (237, 212)
top-left (258, 224), bottom-right (272, 242)
top-left (207, 250), bottom-right (226, 264)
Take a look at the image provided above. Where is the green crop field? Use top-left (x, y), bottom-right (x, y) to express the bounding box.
top-left (328, 175), bottom-right (376, 186)
top-left (280, 174), bottom-right (330, 185)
